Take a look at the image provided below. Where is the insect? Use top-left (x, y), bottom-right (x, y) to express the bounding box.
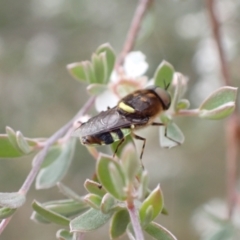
top-left (77, 85), bottom-right (172, 161)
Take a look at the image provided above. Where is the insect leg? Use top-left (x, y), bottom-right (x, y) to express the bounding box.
top-left (151, 122), bottom-right (164, 126)
top-left (132, 133), bottom-right (146, 168)
top-left (113, 138), bottom-right (125, 158)
top-left (151, 122), bottom-right (181, 145)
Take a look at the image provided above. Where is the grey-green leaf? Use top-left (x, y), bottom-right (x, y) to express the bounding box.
top-left (159, 122), bottom-right (184, 148)
top-left (32, 201), bottom-right (70, 226)
top-left (97, 154), bottom-right (126, 200)
top-left (100, 193), bottom-right (116, 214)
top-left (0, 207), bottom-right (16, 219)
top-left (121, 143), bottom-right (140, 183)
top-left (41, 145), bottom-right (63, 168)
top-left (0, 192), bottom-right (26, 208)
top-left (57, 182), bottom-right (84, 202)
top-left (84, 179), bottom-right (106, 197)
top-left (36, 139), bottom-right (76, 189)
top-left (199, 86), bottom-right (237, 111)
top-left (84, 194), bottom-right (102, 210)
top-left (154, 61), bottom-right (174, 89)
top-left (70, 208), bottom-right (113, 232)
top-left (87, 83), bottom-right (108, 96)
top-left (145, 222), bottom-right (177, 240)
top-left (56, 229), bottom-right (73, 240)
top-left (16, 131), bottom-right (32, 154)
top-left (110, 209), bottom-right (130, 239)
top-left (199, 102), bottom-right (235, 120)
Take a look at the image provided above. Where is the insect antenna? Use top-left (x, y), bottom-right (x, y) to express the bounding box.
top-left (163, 80), bottom-right (170, 90)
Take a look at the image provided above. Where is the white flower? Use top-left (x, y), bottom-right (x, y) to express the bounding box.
top-left (95, 51), bottom-right (149, 112)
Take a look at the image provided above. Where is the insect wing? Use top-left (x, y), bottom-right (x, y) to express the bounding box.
top-left (73, 108), bottom-right (132, 138)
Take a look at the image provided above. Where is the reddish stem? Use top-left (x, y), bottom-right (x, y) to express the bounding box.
top-left (205, 0), bottom-right (240, 218)
top-left (115, 0), bottom-right (153, 70)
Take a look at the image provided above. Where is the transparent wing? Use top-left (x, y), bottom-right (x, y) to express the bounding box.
top-left (73, 108), bottom-right (133, 137)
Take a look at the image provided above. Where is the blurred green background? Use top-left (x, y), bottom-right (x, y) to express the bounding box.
top-left (1, 0), bottom-right (240, 239)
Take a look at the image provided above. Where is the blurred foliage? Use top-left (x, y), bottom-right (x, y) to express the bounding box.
top-left (0, 0), bottom-right (240, 239)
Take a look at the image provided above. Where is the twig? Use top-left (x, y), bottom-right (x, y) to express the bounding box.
top-left (205, 0), bottom-right (240, 218)
top-left (115, 0), bottom-right (153, 70)
top-left (127, 201), bottom-right (145, 240)
top-left (0, 96), bottom-right (95, 234)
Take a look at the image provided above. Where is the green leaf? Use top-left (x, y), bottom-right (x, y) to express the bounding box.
top-left (36, 139), bottom-right (76, 189)
top-left (145, 222), bottom-right (177, 240)
top-left (16, 131), bottom-right (32, 154)
top-left (0, 128), bottom-right (40, 158)
top-left (31, 199), bottom-right (87, 225)
top-left (41, 145), bottom-right (63, 168)
top-left (56, 229), bottom-right (73, 240)
top-left (84, 179), bottom-right (106, 197)
top-left (0, 134), bottom-right (23, 158)
top-left (57, 183), bottom-right (84, 202)
top-left (198, 86), bottom-right (237, 120)
top-left (87, 83), bottom-right (108, 96)
top-left (43, 199), bottom-right (88, 218)
top-left (111, 135), bottom-right (134, 159)
top-left (159, 121), bottom-right (184, 148)
top-left (199, 102), bottom-right (235, 120)
top-left (96, 43), bottom-right (116, 82)
top-left (67, 62), bottom-right (87, 82)
top-left (176, 99), bottom-right (190, 111)
top-left (100, 193), bottom-right (116, 214)
top-left (97, 154), bottom-right (126, 200)
top-left (199, 86), bottom-right (237, 111)
top-left (6, 127), bottom-right (22, 153)
top-left (110, 209), bottom-right (130, 239)
top-left (84, 194), bottom-right (102, 210)
top-left (32, 201), bottom-right (70, 226)
top-left (0, 192), bottom-right (26, 208)
top-left (169, 72), bottom-right (188, 112)
top-left (0, 207), bottom-right (16, 219)
top-left (139, 184), bottom-right (164, 225)
top-left (31, 211), bottom-right (50, 224)
top-left (138, 170), bottom-right (149, 199)
top-left (70, 208), bottom-right (113, 232)
top-left (121, 143), bottom-right (140, 183)
top-left (82, 61), bottom-right (96, 83)
top-left (92, 53), bottom-right (106, 84)
top-left (154, 61), bottom-right (174, 89)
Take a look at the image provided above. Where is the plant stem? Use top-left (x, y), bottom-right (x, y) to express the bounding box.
top-left (75, 232), bottom-right (85, 240)
top-left (205, 0), bottom-right (240, 218)
top-left (127, 201), bottom-right (145, 240)
top-left (0, 96), bottom-right (95, 235)
top-left (173, 109), bottom-right (199, 117)
top-left (115, 0), bottom-right (153, 70)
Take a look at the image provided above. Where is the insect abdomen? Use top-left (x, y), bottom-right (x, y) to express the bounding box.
top-left (81, 128), bottom-right (131, 145)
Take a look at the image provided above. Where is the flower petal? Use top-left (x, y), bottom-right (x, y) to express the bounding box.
top-left (123, 52), bottom-right (148, 78)
top-left (95, 90), bottom-right (119, 112)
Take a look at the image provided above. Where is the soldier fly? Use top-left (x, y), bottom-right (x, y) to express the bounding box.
top-left (76, 85), bottom-right (172, 160)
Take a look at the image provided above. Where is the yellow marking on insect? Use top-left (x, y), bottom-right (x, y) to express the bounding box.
top-left (118, 102), bottom-right (135, 113)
